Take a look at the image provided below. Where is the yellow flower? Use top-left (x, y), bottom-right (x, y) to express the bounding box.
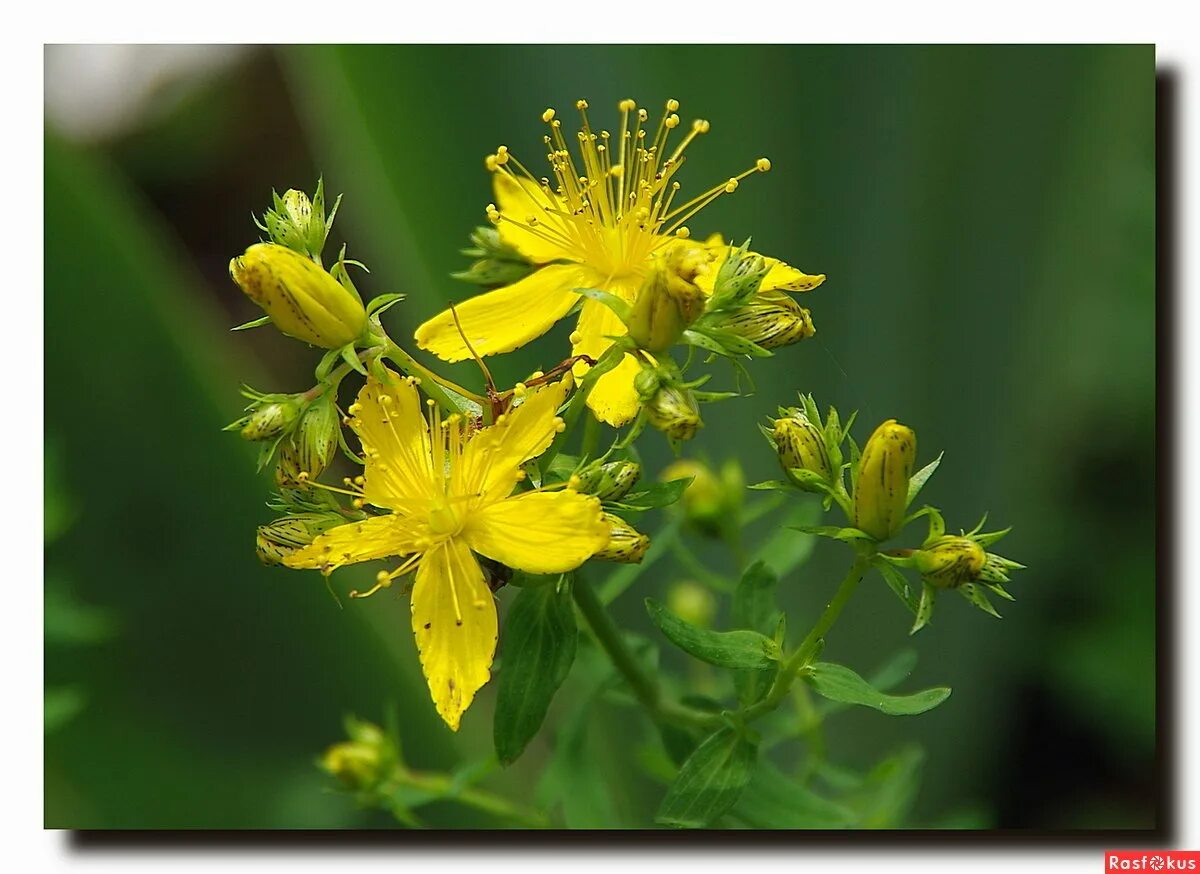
top-left (414, 98), bottom-right (823, 427)
top-left (283, 372), bottom-right (609, 730)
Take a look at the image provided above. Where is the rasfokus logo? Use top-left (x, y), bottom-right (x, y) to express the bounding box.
top-left (1108, 852), bottom-right (1200, 871)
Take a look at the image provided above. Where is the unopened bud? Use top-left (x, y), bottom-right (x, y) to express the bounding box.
top-left (276, 395), bottom-right (341, 485)
top-left (666, 580), bottom-right (717, 628)
top-left (319, 720), bottom-right (391, 791)
top-left (230, 243), bottom-right (366, 348)
top-left (772, 413), bottom-right (833, 487)
top-left (661, 459), bottom-right (741, 537)
top-left (913, 536), bottom-right (987, 588)
top-left (575, 460), bottom-right (642, 502)
top-left (853, 419), bottom-right (917, 541)
top-left (645, 383), bottom-right (702, 443)
top-left (238, 399), bottom-right (301, 442)
top-left (722, 290), bottom-right (815, 349)
top-left (626, 245), bottom-right (709, 352)
top-left (710, 247), bottom-right (770, 309)
top-left (594, 512), bottom-right (650, 563)
top-left (256, 513), bottom-right (341, 565)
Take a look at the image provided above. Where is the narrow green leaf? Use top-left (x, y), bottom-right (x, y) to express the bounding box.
top-left (804, 662), bottom-right (950, 716)
top-left (732, 561), bottom-right (781, 634)
top-left (609, 477), bottom-right (690, 512)
top-left (910, 581), bottom-right (936, 635)
top-left (573, 286), bottom-right (630, 320)
top-left (230, 315), bottom-right (272, 332)
top-left (875, 561), bottom-right (919, 615)
top-left (729, 760), bottom-right (856, 828)
top-left (849, 745), bottom-right (925, 828)
top-left (493, 583), bottom-right (578, 764)
top-left (646, 598), bottom-right (779, 669)
top-left (906, 452), bottom-right (943, 505)
top-left (657, 727), bottom-right (757, 828)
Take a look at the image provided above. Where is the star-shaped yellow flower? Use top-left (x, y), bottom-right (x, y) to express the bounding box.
top-left (415, 98), bottom-right (825, 427)
top-left (284, 371), bottom-right (609, 730)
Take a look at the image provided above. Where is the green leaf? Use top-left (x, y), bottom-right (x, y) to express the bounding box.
top-left (911, 581), bottom-right (937, 635)
top-left (645, 599), bottom-right (780, 669)
top-left (729, 760), bottom-right (856, 828)
top-left (753, 501), bottom-right (821, 577)
top-left (794, 524), bottom-right (873, 544)
top-left (732, 561), bottom-right (781, 634)
top-left (609, 477), bottom-right (691, 512)
top-left (656, 727), bottom-right (758, 828)
top-left (803, 662), bottom-right (950, 716)
top-left (493, 582), bottom-right (578, 764)
top-left (230, 315), bottom-right (272, 332)
top-left (959, 582), bottom-right (1003, 618)
top-left (573, 286), bottom-right (631, 320)
top-left (848, 745), bottom-right (925, 828)
top-left (907, 452), bottom-right (943, 506)
top-left (747, 479), bottom-right (792, 491)
top-left (875, 561), bottom-right (919, 615)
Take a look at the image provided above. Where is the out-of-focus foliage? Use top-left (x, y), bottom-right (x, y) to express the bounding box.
top-left (43, 44), bottom-right (1155, 829)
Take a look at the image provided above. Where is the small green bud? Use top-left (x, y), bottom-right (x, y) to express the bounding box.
top-left (661, 459), bottom-right (741, 537)
top-left (594, 512), bottom-right (650, 563)
top-left (645, 383), bottom-right (702, 443)
top-left (319, 719), bottom-right (392, 792)
top-left (710, 246), bottom-right (769, 309)
top-left (633, 367), bottom-right (662, 400)
top-left (913, 536), bottom-right (987, 588)
top-left (230, 243), bottom-right (366, 348)
top-left (853, 419), bottom-right (917, 541)
top-left (666, 580), bottom-right (717, 629)
top-left (256, 513), bottom-right (341, 565)
top-left (772, 412), bottom-right (833, 486)
top-left (626, 245), bottom-right (709, 352)
top-left (275, 395), bottom-right (341, 486)
top-left (575, 460), bottom-right (642, 502)
top-left (238, 399), bottom-right (301, 442)
top-left (721, 290), bottom-right (815, 349)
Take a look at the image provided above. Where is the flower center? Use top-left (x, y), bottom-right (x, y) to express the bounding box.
top-left (428, 500), bottom-right (462, 537)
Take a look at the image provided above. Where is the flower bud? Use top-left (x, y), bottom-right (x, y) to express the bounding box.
top-left (772, 413), bottom-right (833, 487)
top-left (710, 247), bottom-right (769, 309)
top-left (594, 512), bottom-right (650, 563)
top-left (575, 460), bottom-right (642, 502)
top-left (319, 720), bottom-right (391, 791)
top-left (666, 580), bottom-right (717, 629)
top-left (229, 243), bottom-right (366, 348)
top-left (626, 245), bottom-right (709, 352)
top-left (645, 383), bottom-right (702, 443)
top-left (661, 459), bottom-right (741, 538)
top-left (721, 290), bottom-right (815, 350)
top-left (275, 395), bottom-right (341, 485)
top-left (238, 399), bottom-right (301, 442)
top-left (852, 419), bottom-right (917, 541)
top-left (256, 513), bottom-right (340, 565)
top-left (912, 536), bottom-right (987, 588)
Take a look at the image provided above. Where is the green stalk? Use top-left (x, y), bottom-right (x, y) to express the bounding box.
top-left (388, 771), bottom-right (549, 828)
top-left (381, 340), bottom-right (486, 411)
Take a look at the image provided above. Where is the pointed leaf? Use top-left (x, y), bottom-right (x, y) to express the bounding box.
top-left (729, 760), bottom-right (856, 828)
top-left (804, 662), bottom-right (950, 716)
top-left (875, 561), bottom-right (919, 615)
top-left (906, 452), bottom-right (943, 506)
top-left (910, 581), bottom-right (936, 635)
top-left (657, 727), bottom-right (757, 828)
top-left (646, 599), bottom-right (779, 669)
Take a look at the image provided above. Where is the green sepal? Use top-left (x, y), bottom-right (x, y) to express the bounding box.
top-left (874, 560), bottom-right (920, 615)
top-left (572, 287), bottom-right (631, 321)
top-left (339, 343), bottom-right (367, 376)
top-left (958, 582), bottom-right (1002, 618)
top-left (906, 452), bottom-right (943, 506)
top-left (365, 293), bottom-right (405, 317)
top-left (656, 726), bottom-right (758, 828)
top-left (794, 524), bottom-right (874, 544)
top-left (605, 477), bottom-right (690, 513)
top-left (231, 315), bottom-right (272, 332)
top-left (910, 581), bottom-right (937, 635)
top-left (645, 598), bottom-right (780, 669)
top-left (802, 662), bottom-right (951, 716)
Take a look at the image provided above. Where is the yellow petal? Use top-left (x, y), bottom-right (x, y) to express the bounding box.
top-left (410, 538), bottom-right (497, 731)
top-left (283, 514), bottom-right (427, 572)
top-left (492, 173), bottom-right (574, 264)
top-left (464, 490), bottom-right (609, 574)
top-left (571, 298), bottom-right (643, 427)
top-left (414, 264), bottom-right (586, 362)
top-left (351, 370), bottom-right (436, 506)
top-left (694, 245), bottom-right (826, 294)
top-left (456, 379), bottom-right (570, 501)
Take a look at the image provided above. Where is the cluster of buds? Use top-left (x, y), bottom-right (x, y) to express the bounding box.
top-left (254, 180), bottom-right (340, 263)
top-left (635, 367), bottom-right (703, 447)
top-left (274, 393), bottom-right (342, 487)
top-left (225, 387), bottom-right (304, 445)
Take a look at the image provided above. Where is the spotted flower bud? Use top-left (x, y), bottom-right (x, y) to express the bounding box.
top-left (594, 512), bottom-right (650, 563)
top-left (645, 383), bottom-right (702, 444)
top-left (853, 419), bottom-right (917, 541)
top-left (626, 245), bottom-right (709, 352)
top-left (912, 536), bottom-right (987, 589)
top-left (230, 243), bottom-right (366, 348)
top-left (256, 513), bottom-right (340, 565)
top-left (709, 246), bottom-right (769, 309)
top-left (275, 395), bottom-right (341, 485)
top-left (667, 580), bottom-right (717, 629)
top-left (721, 290), bottom-right (815, 350)
top-left (237, 399), bottom-right (301, 442)
top-left (772, 412), bottom-right (833, 488)
top-left (575, 460), bottom-right (642, 502)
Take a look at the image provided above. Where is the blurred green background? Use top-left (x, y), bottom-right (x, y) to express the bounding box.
top-left (44, 44), bottom-right (1156, 829)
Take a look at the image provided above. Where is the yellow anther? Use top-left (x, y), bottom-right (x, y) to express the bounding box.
top-left (666, 98), bottom-right (680, 112)
top-left (379, 394), bottom-right (392, 405)
top-left (525, 215), bottom-right (539, 225)
top-left (484, 154), bottom-right (498, 171)
top-left (542, 108), bottom-right (556, 123)
top-left (756, 157), bottom-right (772, 172)
top-left (530, 370), bottom-right (544, 380)
top-left (352, 498), bottom-right (364, 509)
top-left (569, 330), bottom-right (583, 345)
top-left (354, 476), bottom-right (365, 485)
top-left (675, 227), bottom-right (691, 238)
top-left (576, 99), bottom-right (589, 110)
top-left (554, 418), bottom-right (567, 433)
top-left (513, 382), bottom-right (528, 398)
top-left (665, 113), bottom-right (680, 129)
top-left (426, 399), bottom-right (436, 407)
top-left (619, 98), bottom-right (636, 111)
top-left (515, 470), bottom-right (527, 481)
top-left (297, 471), bottom-right (310, 482)
top-left (638, 109), bottom-right (648, 122)
top-left (693, 119), bottom-right (711, 134)
top-left (347, 403), bottom-right (362, 414)
top-left (376, 570), bottom-right (390, 583)
top-left (725, 178), bottom-right (740, 193)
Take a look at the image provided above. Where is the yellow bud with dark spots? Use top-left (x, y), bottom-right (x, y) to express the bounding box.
top-left (626, 244), bottom-right (709, 352)
top-left (913, 536), bottom-right (987, 588)
top-left (230, 243), bottom-right (366, 348)
top-left (275, 395), bottom-right (341, 486)
top-left (853, 419), bottom-right (917, 541)
top-left (594, 512), bottom-right (650, 563)
top-left (238, 400), bottom-right (301, 442)
top-left (723, 290), bottom-right (815, 350)
top-left (645, 383), bottom-right (702, 443)
top-left (772, 413), bottom-right (832, 484)
top-left (576, 460), bottom-right (642, 502)
top-left (256, 513), bottom-right (339, 565)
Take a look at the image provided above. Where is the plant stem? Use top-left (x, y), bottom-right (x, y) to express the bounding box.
top-left (740, 555), bottom-right (870, 723)
top-left (381, 340), bottom-right (487, 410)
top-left (391, 771), bottom-right (549, 828)
top-left (571, 573), bottom-right (717, 730)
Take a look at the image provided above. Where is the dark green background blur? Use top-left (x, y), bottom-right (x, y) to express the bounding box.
top-left (44, 45), bottom-right (1156, 829)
